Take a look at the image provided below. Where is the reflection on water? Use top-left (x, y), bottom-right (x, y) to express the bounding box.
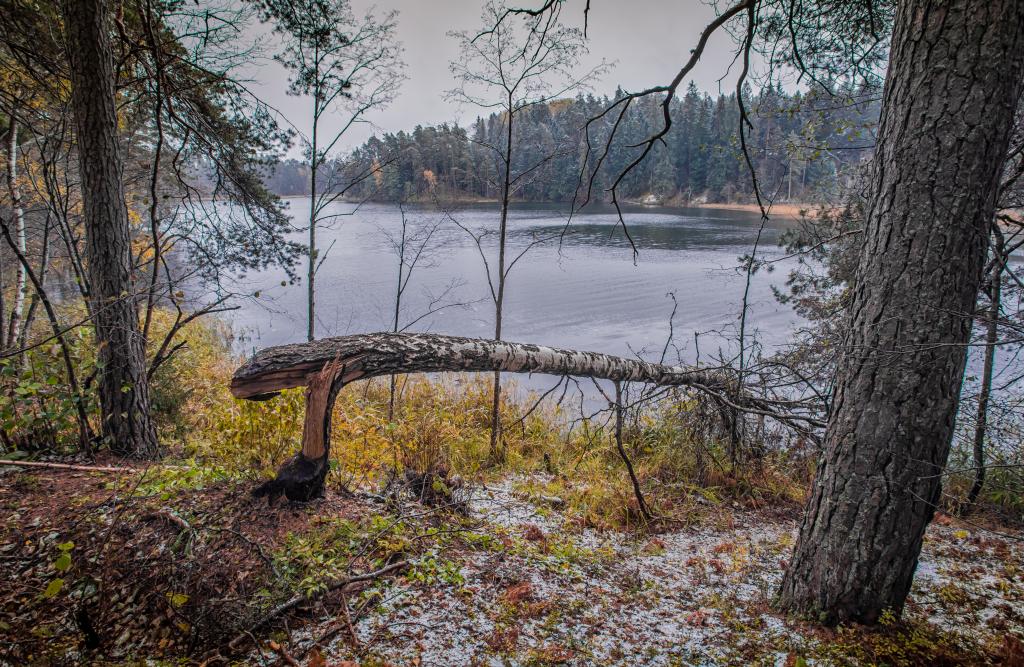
top-left (516, 211), bottom-right (787, 251)
top-left (224, 200), bottom-right (802, 373)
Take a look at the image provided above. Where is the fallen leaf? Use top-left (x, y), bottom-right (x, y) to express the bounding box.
top-left (306, 647), bottom-right (326, 667)
top-left (686, 609), bottom-right (708, 626)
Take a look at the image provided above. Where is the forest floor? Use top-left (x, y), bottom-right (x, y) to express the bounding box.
top-left (1, 463), bottom-right (1022, 666)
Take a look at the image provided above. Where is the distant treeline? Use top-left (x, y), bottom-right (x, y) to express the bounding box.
top-left (263, 83), bottom-right (879, 204)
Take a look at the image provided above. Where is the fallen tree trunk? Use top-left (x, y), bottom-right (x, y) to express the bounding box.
top-left (232, 332), bottom-right (821, 500)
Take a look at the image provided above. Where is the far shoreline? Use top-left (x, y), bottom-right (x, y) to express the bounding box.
top-left (687, 201), bottom-right (821, 218)
top-left (283, 193), bottom-right (823, 219)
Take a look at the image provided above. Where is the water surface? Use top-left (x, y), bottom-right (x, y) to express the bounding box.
top-left (225, 201), bottom-right (803, 375)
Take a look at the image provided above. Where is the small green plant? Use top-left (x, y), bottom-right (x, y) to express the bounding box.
top-left (130, 462), bottom-right (241, 499)
top-left (406, 552), bottom-right (465, 586)
top-left (40, 540), bottom-right (75, 600)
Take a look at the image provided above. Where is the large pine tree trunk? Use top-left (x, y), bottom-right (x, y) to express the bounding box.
top-left (62, 0), bottom-right (159, 457)
top-left (778, 0), bottom-right (1024, 624)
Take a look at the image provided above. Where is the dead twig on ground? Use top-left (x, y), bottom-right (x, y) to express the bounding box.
top-left (225, 559), bottom-right (410, 654)
top-left (0, 460), bottom-right (136, 473)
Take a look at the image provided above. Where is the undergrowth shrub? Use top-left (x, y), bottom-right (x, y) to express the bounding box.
top-left (9, 311), bottom-right (1020, 524)
top-left (943, 455), bottom-right (1024, 522)
top-left (0, 306), bottom-right (811, 525)
top-left (0, 318), bottom-right (97, 454)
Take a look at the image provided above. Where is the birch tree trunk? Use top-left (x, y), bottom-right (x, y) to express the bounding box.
top-left (778, 0), bottom-right (1024, 624)
top-left (0, 213), bottom-right (93, 449)
top-left (62, 0), bottom-right (159, 458)
top-left (17, 216), bottom-right (51, 353)
top-left (5, 118), bottom-right (26, 349)
top-left (231, 332), bottom-right (746, 400)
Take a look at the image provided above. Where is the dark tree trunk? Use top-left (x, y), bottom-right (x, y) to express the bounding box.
top-left (778, 0), bottom-right (1024, 624)
top-left (489, 93), bottom-right (515, 463)
top-left (966, 234), bottom-right (1003, 510)
top-left (62, 0), bottom-right (159, 458)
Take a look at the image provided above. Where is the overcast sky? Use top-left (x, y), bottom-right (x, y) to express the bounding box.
top-left (244, 1), bottom-right (752, 157)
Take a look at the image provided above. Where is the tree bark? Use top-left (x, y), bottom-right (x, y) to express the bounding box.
top-left (62, 0), bottom-right (159, 458)
top-left (778, 0), bottom-right (1024, 625)
top-left (232, 332), bottom-right (821, 501)
top-left (231, 332), bottom-right (743, 399)
top-left (5, 117), bottom-right (27, 350)
top-left (251, 359), bottom-right (352, 503)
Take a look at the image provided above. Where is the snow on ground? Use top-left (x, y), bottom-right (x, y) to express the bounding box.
top-left (284, 477), bottom-right (1024, 666)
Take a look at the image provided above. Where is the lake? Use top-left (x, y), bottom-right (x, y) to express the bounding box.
top-left (224, 200), bottom-right (804, 382)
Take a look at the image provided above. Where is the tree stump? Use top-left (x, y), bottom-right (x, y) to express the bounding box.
top-left (251, 358), bottom-right (363, 503)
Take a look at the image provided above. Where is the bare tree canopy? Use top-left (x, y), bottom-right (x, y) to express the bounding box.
top-left (255, 0), bottom-right (405, 341)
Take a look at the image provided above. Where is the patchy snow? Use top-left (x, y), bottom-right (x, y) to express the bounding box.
top-left (280, 478), bottom-right (1024, 666)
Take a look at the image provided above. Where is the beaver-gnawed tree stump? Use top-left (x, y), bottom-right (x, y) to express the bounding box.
top-left (249, 359), bottom-right (346, 502)
top-left (231, 332), bottom-right (821, 501)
